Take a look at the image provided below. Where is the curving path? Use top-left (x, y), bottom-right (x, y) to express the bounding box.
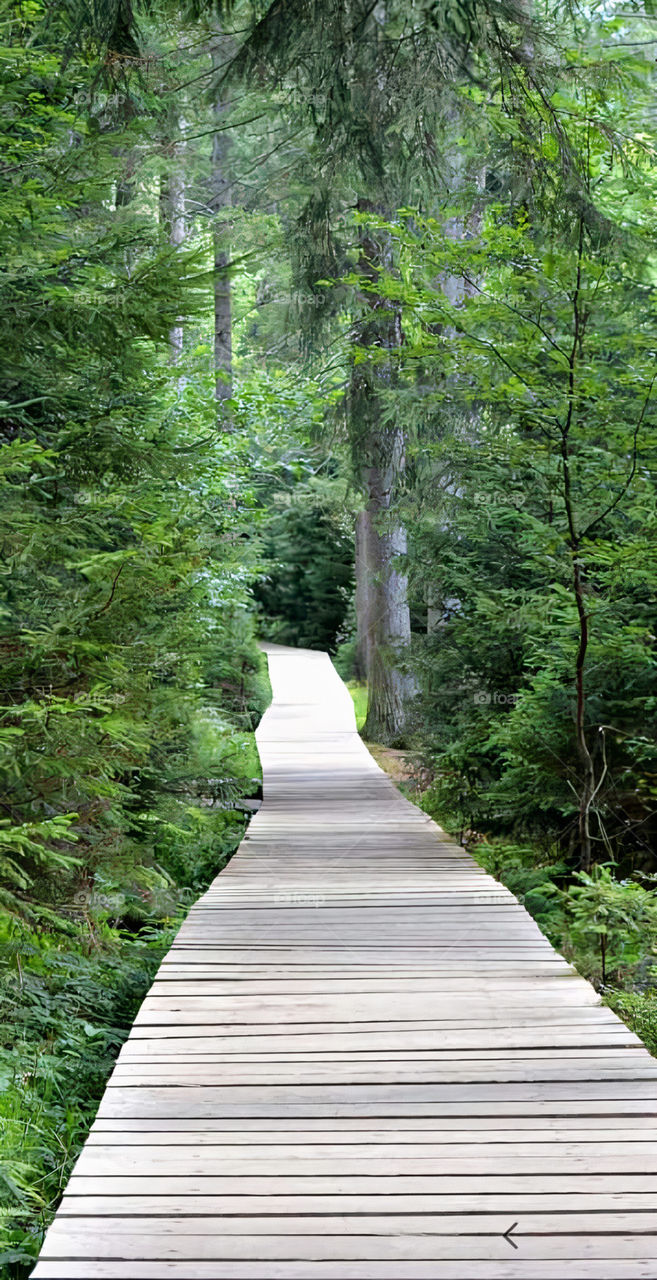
top-left (33, 644), bottom-right (657, 1278)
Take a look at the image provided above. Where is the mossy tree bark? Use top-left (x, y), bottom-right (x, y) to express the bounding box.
top-left (351, 204), bottom-right (413, 743)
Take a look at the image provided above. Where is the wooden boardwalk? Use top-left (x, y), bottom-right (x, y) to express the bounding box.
top-left (34, 644), bottom-right (657, 1279)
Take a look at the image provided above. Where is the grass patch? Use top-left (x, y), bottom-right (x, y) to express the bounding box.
top-left (346, 680), bottom-right (368, 731)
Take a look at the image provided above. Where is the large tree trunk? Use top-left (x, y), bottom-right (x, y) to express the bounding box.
top-left (360, 429), bottom-right (414, 742)
top-left (210, 36), bottom-right (232, 409)
top-left (350, 202), bottom-right (414, 743)
top-left (422, 143), bottom-right (485, 631)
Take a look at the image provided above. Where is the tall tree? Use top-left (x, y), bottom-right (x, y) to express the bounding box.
top-left (363, 25), bottom-right (657, 864)
top-left (201, 0), bottom-right (538, 739)
top-left (210, 29), bottom-right (233, 409)
top-left (0, 0), bottom-right (265, 926)
top-left (349, 204), bottom-right (414, 739)
top-left (160, 106), bottom-right (187, 362)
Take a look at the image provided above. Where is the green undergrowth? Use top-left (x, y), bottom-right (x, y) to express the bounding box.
top-left (0, 662), bottom-right (271, 1279)
top-left (0, 921), bottom-right (172, 1275)
top-left (0, 806), bottom-right (259, 1278)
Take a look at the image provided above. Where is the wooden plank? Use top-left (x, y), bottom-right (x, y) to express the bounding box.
top-left (57, 1173), bottom-right (657, 1195)
top-left (84, 1125), bottom-right (657, 1143)
top-left (30, 644), bottom-right (657, 1280)
top-left (118, 1037), bottom-right (642, 1056)
top-left (28, 1261), bottom-right (657, 1279)
top-left (106, 1066), bottom-right (657, 1086)
top-left (56, 1192), bottom-right (657, 1214)
top-left (96, 1083), bottom-right (657, 1121)
top-left (37, 1211), bottom-right (657, 1236)
top-left (116, 1049), bottom-right (644, 1064)
top-left (146, 979), bottom-right (583, 994)
top-left (69, 1152), bottom-right (657, 1177)
top-left (85, 1119), bottom-right (657, 1139)
top-left (125, 1017), bottom-right (635, 1040)
top-left (33, 1224), bottom-right (657, 1260)
top-left (76, 1137), bottom-right (657, 1157)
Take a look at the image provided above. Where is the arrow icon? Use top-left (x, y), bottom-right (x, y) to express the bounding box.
top-left (503, 1222), bottom-right (519, 1249)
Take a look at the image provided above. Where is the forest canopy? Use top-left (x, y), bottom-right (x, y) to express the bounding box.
top-left (1, 0), bottom-right (657, 1272)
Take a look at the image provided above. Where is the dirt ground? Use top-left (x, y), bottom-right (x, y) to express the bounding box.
top-left (364, 741), bottom-right (419, 786)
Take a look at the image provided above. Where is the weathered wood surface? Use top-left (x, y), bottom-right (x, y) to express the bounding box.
top-left (33, 644), bottom-right (657, 1279)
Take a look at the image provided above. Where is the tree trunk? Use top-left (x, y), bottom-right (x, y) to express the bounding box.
top-left (350, 202), bottom-right (414, 743)
top-left (160, 142), bottom-right (186, 364)
top-left (210, 36), bottom-right (232, 410)
top-left (361, 436), bottom-right (414, 742)
top-left (427, 582), bottom-right (442, 634)
top-left (354, 509), bottom-right (372, 681)
top-left (561, 216), bottom-right (595, 872)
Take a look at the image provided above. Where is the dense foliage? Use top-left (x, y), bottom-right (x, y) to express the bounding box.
top-left (0, 6), bottom-right (271, 1271)
top-left (254, 478), bottom-right (355, 652)
top-left (369, 46), bottom-right (657, 871)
